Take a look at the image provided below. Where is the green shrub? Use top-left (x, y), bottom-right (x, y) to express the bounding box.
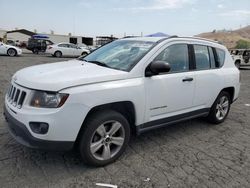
top-left (235, 39), bottom-right (250, 49)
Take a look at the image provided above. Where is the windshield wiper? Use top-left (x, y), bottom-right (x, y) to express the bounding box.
top-left (79, 58), bottom-right (122, 70)
top-left (85, 60), bottom-right (111, 68)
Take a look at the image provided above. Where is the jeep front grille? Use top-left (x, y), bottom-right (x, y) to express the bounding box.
top-left (7, 84), bottom-right (27, 108)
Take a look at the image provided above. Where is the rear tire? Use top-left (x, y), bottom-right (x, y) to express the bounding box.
top-left (207, 91), bottom-right (231, 124)
top-left (7, 48), bottom-right (17, 57)
top-left (32, 48), bottom-right (39, 54)
top-left (81, 52), bottom-right (88, 56)
top-left (78, 110), bottom-right (130, 166)
top-left (54, 51), bottom-right (62, 58)
top-left (235, 60), bottom-right (240, 69)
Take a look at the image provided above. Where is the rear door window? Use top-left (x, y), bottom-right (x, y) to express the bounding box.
top-left (68, 44), bottom-right (77, 48)
top-left (193, 45), bottom-right (210, 70)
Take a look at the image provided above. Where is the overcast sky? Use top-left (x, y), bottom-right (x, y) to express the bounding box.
top-left (0, 0), bottom-right (250, 37)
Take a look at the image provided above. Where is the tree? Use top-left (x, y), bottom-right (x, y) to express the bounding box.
top-left (235, 39), bottom-right (250, 49)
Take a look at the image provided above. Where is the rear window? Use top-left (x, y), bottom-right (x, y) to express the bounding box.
top-left (216, 48), bottom-right (225, 67)
top-left (28, 39), bottom-right (37, 43)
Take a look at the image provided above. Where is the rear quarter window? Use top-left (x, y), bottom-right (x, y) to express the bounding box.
top-left (216, 48), bottom-right (226, 67)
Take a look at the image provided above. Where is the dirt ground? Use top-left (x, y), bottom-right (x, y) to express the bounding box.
top-left (0, 53), bottom-right (250, 188)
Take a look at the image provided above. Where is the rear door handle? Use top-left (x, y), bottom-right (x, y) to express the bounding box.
top-left (182, 77), bottom-right (193, 82)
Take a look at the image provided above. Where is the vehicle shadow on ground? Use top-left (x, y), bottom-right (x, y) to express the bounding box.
top-left (240, 67), bottom-right (250, 70)
top-left (1, 117), bottom-right (213, 167)
top-left (0, 116), bottom-right (240, 187)
top-left (46, 56), bottom-right (77, 59)
top-left (20, 52), bottom-right (76, 59)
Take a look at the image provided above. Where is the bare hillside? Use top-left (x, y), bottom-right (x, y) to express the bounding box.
top-left (196, 26), bottom-right (250, 49)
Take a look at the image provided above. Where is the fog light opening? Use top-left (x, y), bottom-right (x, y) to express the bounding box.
top-left (29, 122), bottom-right (49, 134)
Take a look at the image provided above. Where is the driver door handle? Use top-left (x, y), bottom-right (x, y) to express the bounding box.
top-left (182, 77), bottom-right (193, 82)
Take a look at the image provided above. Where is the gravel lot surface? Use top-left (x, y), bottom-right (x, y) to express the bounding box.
top-left (0, 53), bottom-right (250, 188)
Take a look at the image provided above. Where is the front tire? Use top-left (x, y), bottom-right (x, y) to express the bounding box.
top-left (32, 48), bottom-right (39, 54)
top-left (54, 51), bottom-right (62, 58)
top-left (207, 91), bottom-right (231, 124)
top-left (78, 110), bottom-right (130, 166)
top-left (7, 48), bottom-right (17, 57)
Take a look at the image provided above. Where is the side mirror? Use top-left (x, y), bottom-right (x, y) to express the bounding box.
top-left (145, 61), bottom-right (171, 77)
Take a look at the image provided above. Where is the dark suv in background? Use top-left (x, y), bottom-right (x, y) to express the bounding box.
top-left (27, 38), bottom-right (54, 54)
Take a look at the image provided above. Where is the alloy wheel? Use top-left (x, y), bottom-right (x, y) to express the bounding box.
top-left (215, 96), bottom-right (229, 120)
top-left (90, 120), bottom-right (125, 161)
top-left (8, 49), bottom-right (16, 56)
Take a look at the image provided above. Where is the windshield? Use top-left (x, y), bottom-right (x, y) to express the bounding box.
top-left (238, 51), bottom-right (244, 55)
top-left (80, 40), bottom-right (155, 71)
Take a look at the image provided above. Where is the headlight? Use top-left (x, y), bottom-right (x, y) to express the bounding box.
top-left (30, 91), bottom-right (69, 108)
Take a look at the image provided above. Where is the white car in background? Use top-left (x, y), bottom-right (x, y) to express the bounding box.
top-left (0, 42), bottom-right (22, 57)
top-left (47, 43), bottom-right (90, 57)
top-left (77, 43), bottom-right (97, 52)
top-left (77, 43), bottom-right (91, 50)
top-left (230, 49), bottom-right (250, 69)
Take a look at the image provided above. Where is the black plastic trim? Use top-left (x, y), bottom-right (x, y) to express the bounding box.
top-left (212, 47), bottom-right (220, 68)
top-left (136, 108), bottom-right (210, 135)
top-left (233, 97), bottom-right (238, 103)
top-left (3, 105), bottom-right (74, 151)
top-left (188, 44), bottom-right (196, 70)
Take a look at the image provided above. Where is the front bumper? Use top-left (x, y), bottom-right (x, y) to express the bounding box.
top-left (17, 49), bottom-right (22, 55)
top-left (3, 105), bottom-right (74, 151)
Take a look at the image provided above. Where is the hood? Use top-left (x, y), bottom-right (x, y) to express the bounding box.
top-left (5, 44), bottom-right (20, 50)
top-left (13, 59), bottom-right (128, 91)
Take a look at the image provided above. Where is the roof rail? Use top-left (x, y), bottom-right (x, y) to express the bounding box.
top-left (156, 35), bottom-right (178, 43)
top-left (123, 36), bottom-right (138, 38)
top-left (168, 35), bottom-right (178, 38)
top-left (156, 35), bottom-right (221, 46)
top-left (177, 36), bottom-right (219, 44)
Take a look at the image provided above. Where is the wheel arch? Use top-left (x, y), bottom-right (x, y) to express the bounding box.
top-left (54, 50), bottom-right (62, 56)
top-left (235, 59), bottom-right (241, 65)
top-left (221, 87), bottom-right (235, 103)
top-left (75, 101), bottom-right (136, 146)
top-left (81, 51), bottom-right (88, 55)
top-left (7, 48), bottom-right (17, 55)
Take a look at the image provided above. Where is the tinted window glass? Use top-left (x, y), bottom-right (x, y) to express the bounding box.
top-left (194, 45), bottom-right (210, 70)
top-left (58, 44), bottom-right (68, 48)
top-left (208, 47), bottom-right (216, 68)
top-left (68, 44), bottom-right (77, 48)
top-left (216, 48), bottom-right (225, 67)
top-left (154, 44), bottom-right (189, 72)
top-left (28, 39), bottom-right (36, 43)
top-left (46, 40), bottom-right (53, 45)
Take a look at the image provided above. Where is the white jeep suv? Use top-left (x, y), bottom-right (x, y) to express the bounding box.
top-left (4, 37), bottom-right (240, 166)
